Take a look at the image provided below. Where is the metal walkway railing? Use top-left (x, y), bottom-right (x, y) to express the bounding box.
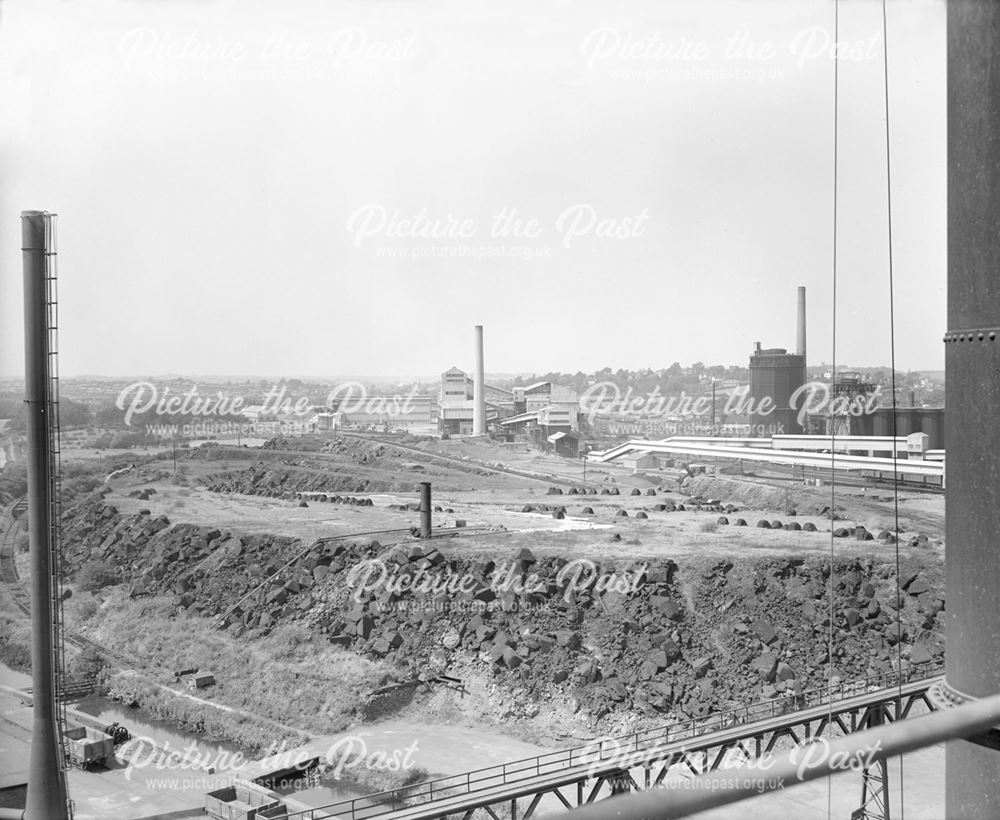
top-left (275, 659), bottom-right (943, 820)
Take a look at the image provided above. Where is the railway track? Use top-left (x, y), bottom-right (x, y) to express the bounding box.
top-left (0, 498), bottom-right (138, 674)
top-left (745, 462), bottom-right (944, 495)
top-left (0, 504), bottom-right (30, 616)
top-left (338, 431), bottom-right (589, 487)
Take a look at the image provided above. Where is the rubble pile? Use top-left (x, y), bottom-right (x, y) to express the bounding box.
top-left (60, 494), bottom-right (946, 731)
top-left (202, 461), bottom-right (411, 496)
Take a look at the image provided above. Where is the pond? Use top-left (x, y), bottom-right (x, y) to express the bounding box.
top-left (74, 693), bottom-right (244, 767)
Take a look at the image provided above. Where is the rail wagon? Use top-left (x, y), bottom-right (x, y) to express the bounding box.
top-left (65, 725), bottom-right (115, 768)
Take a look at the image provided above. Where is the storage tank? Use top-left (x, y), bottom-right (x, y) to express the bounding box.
top-left (895, 409), bottom-right (915, 437)
top-left (917, 408), bottom-right (945, 450)
top-left (749, 344), bottom-right (806, 435)
top-left (873, 409), bottom-right (893, 437)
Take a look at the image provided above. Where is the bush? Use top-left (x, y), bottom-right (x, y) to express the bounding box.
top-left (76, 561), bottom-right (119, 592)
top-left (62, 474), bottom-right (102, 503)
top-left (86, 593), bottom-right (398, 751)
top-left (0, 619), bottom-right (31, 672)
top-left (0, 463), bottom-right (28, 505)
top-left (63, 462), bottom-right (92, 479)
top-left (67, 644), bottom-right (105, 684)
top-left (88, 433), bottom-right (113, 449)
top-left (326, 755), bottom-right (430, 800)
top-left (67, 594), bottom-right (99, 623)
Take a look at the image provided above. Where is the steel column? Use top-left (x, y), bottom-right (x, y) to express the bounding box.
top-left (946, 1), bottom-right (1000, 816)
top-left (21, 211), bottom-right (69, 819)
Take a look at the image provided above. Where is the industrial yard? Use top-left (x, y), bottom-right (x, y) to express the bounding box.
top-left (2, 429), bottom-right (948, 817)
top-left (6, 0), bottom-right (1000, 818)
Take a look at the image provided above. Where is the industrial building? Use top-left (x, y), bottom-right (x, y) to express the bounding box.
top-left (323, 395), bottom-right (435, 427)
top-left (854, 406), bottom-right (946, 451)
top-left (748, 344), bottom-right (807, 435)
top-left (590, 433), bottom-right (945, 486)
top-left (438, 327), bottom-right (582, 439)
top-left (516, 381), bottom-right (580, 417)
top-left (437, 365), bottom-right (515, 436)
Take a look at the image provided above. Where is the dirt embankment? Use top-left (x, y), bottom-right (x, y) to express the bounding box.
top-left (193, 439), bottom-right (507, 497)
top-left (59, 492), bottom-right (946, 738)
top-left (687, 475), bottom-right (945, 537)
top-left (202, 461), bottom-right (415, 496)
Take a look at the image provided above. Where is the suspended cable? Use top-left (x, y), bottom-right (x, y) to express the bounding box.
top-left (826, 2), bottom-right (840, 818)
top-left (880, 1), bottom-right (905, 817)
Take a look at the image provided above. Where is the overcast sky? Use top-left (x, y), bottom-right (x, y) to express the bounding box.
top-left (0, 0), bottom-right (945, 381)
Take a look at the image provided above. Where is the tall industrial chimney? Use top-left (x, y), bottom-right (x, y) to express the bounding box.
top-left (473, 325), bottom-right (485, 436)
top-left (796, 286), bottom-right (807, 359)
top-left (22, 211), bottom-right (70, 819)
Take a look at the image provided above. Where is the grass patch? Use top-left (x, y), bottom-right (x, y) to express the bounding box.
top-left (0, 617), bottom-right (31, 672)
top-left (83, 592), bottom-right (400, 753)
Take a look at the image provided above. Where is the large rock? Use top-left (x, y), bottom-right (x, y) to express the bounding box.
top-left (909, 643), bottom-right (935, 665)
top-left (356, 616), bottom-right (375, 639)
top-left (754, 652), bottom-right (778, 682)
top-left (662, 638), bottom-right (681, 660)
top-left (751, 620), bottom-right (778, 645)
top-left (775, 662), bottom-right (796, 682)
top-left (606, 678), bottom-right (628, 701)
top-left (651, 596), bottom-right (683, 620)
top-left (553, 630), bottom-right (580, 649)
top-left (691, 657), bottom-right (713, 677)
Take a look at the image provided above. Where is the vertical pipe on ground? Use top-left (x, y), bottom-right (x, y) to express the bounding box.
top-left (473, 325), bottom-right (485, 436)
top-left (946, 3), bottom-right (1000, 816)
top-left (419, 482), bottom-right (432, 538)
top-left (22, 210), bottom-right (69, 820)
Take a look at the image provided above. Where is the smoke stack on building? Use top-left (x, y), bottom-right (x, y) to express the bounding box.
top-left (748, 288), bottom-right (807, 436)
top-left (473, 325), bottom-right (485, 436)
top-left (797, 285), bottom-right (807, 358)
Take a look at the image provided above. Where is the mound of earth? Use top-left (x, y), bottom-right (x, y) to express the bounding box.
top-left (59, 494), bottom-right (946, 735)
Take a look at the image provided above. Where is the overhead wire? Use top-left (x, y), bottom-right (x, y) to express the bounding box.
top-left (880, 0), bottom-right (906, 816)
top-left (826, 1), bottom-right (840, 816)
